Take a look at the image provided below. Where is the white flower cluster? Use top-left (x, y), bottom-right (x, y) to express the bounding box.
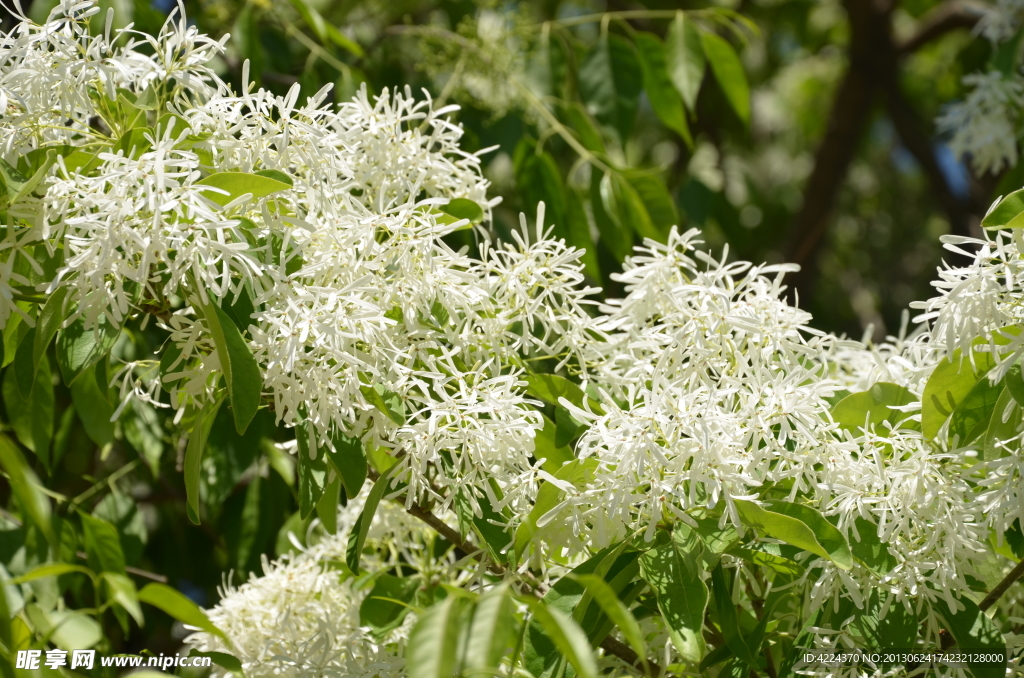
top-left (937, 2), bottom-right (1024, 175)
top-left (1, 0), bottom-right (598, 517)
top-left (187, 498), bottom-right (435, 678)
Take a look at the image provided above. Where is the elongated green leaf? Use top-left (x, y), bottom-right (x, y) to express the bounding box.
top-left (464, 584), bottom-right (515, 675)
top-left (563, 102), bottom-right (606, 154)
top-left (13, 327), bottom-right (36, 398)
top-left (0, 434), bottom-right (55, 546)
top-left (982, 188), bottom-right (1024, 229)
top-left (950, 371), bottom-right (1004, 446)
top-left (1005, 364), bottom-right (1024, 406)
top-left (99, 572), bottom-right (144, 626)
top-left (848, 517), bottom-right (896, 576)
top-left (831, 382), bottom-right (917, 434)
top-left (326, 432), bottom-right (367, 498)
top-left (406, 596), bottom-right (466, 678)
top-left (138, 583), bottom-right (226, 640)
top-left (33, 289), bottom-right (66, 372)
top-left (710, 565), bottom-right (757, 665)
top-left (201, 301), bottom-right (262, 434)
top-left (184, 397), bottom-right (224, 524)
top-left (525, 374), bottom-right (600, 412)
top-left (921, 333), bottom-right (1022, 439)
top-left (578, 33), bottom-right (643, 144)
top-left (665, 11), bottom-right (705, 110)
top-left (297, 421), bottom-right (327, 520)
top-left (701, 32), bottom-right (750, 125)
top-left (727, 546), bottom-right (804, 576)
top-left (514, 144), bottom-right (569, 243)
top-left (56, 315), bottom-right (120, 386)
top-left (522, 597), bottom-right (598, 678)
top-left (937, 596), bottom-right (1006, 678)
top-left (639, 525), bottom-right (708, 662)
top-left (346, 464), bottom-right (399, 573)
top-left (536, 413), bottom-right (574, 474)
top-left (982, 386), bottom-right (1022, 459)
top-left (360, 384), bottom-right (406, 425)
top-left (80, 513), bottom-right (126, 574)
top-left (438, 198), bottom-right (484, 226)
top-left (635, 31), bottom-right (692, 144)
top-left (316, 475), bottom-right (341, 534)
top-left (288, 0), bottom-right (364, 56)
top-left (850, 594), bottom-right (917, 661)
top-left (3, 353), bottom-right (54, 468)
top-left (70, 362), bottom-right (115, 446)
top-left (196, 171), bottom-right (292, 206)
top-left (359, 574), bottom-right (421, 637)
top-left (600, 172), bottom-right (662, 243)
top-left (571, 574), bottom-right (647, 663)
top-left (625, 171), bottom-right (679, 238)
top-left (735, 500), bottom-right (853, 569)
top-left (10, 563), bottom-right (94, 585)
top-left (188, 650), bottom-right (244, 676)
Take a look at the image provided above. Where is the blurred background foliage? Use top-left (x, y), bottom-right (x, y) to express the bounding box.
top-left (0, 0), bottom-right (1006, 663)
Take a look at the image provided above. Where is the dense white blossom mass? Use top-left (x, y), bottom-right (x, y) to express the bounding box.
top-left (3, 3), bottom-right (1024, 677)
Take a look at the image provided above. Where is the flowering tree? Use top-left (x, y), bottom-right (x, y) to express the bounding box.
top-left (2, 3), bottom-right (1024, 678)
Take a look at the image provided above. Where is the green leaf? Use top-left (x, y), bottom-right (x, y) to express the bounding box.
top-left (288, 0), bottom-right (364, 57)
top-left (982, 386), bottom-right (1022, 459)
top-left (532, 413), bottom-right (573, 473)
top-left (563, 102), bottom-right (606, 154)
top-left (937, 596), bottom-right (1006, 678)
top-left (464, 583), bottom-right (515, 675)
top-left (624, 170), bottom-right (679, 238)
top-left (297, 421), bottom-right (327, 520)
top-left (455, 487), bottom-right (511, 565)
top-left (848, 517), bottom-right (896, 576)
top-left (571, 574), bottom-right (647, 664)
top-left (113, 126), bottom-right (152, 159)
top-left (33, 288), bottom-right (67, 374)
top-left (0, 435), bottom-right (55, 546)
top-left (201, 300), bottom-right (263, 434)
top-left (360, 384), bottom-right (407, 425)
top-left (406, 595), bottom-right (467, 678)
top-left (138, 582), bottom-right (226, 640)
top-left (13, 327), bottom-right (36, 398)
top-left (701, 31), bottom-right (750, 126)
top-left (99, 572), bottom-right (144, 626)
top-left (56, 315), bottom-right (120, 386)
top-left (45, 610), bottom-right (103, 652)
top-left (254, 169), bottom-right (294, 186)
top-left (710, 564), bottom-right (757, 665)
top-left (195, 171), bottom-right (292, 206)
top-left (326, 431), bottom-right (368, 498)
top-left (522, 597), bottom-right (598, 678)
top-left (514, 144), bottom-right (569, 243)
top-left (183, 397), bottom-right (225, 524)
top-left (514, 459), bottom-right (598, 563)
top-left (578, 33), bottom-right (643, 144)
top-left (831, 382), bottom-right (917, 434)
top-left (726, 546), bottom-right (804, 577)
top-left (80, 513), bottom-right (126, 574)
top-left (525, 374), bottom-right (594, 411)
top-left (920, 331), bottom-right (1023, 439)
top-left (188, 650), bottom-right (245, 677)
top-left (316, 475), bottom-right (341, 534)
top-left (982, 188), bottom-right (1024, 229)
top-left (70, 362), bottom-right (115, 447)
top-left (346, 463), bottom-right (399, 573)
top-left (590, 170), bottom-right (634, 262)
top-left (1005, 364), bottom-right (1024, 407)
top-left (665, 11), bottom-right (706, 110)
top-left (10, 562), bottom-right (94, 585)
top-left (359, 574), bottom-right (421, 637)
top-left (734, 500), bottom-right (853, 570)
top-left (3, 351), bottom-right (54, 469)
top-left (639, 524), bottom-right (708, 662)
top-left (600, 172), bottom-right (663, 243)
top-left (566, 186), bottom-right (602, 283)
top-left (950, 370), bottom-right (1005, 446)
top-left (634, 31), bottom-right (692, 145)
top-left (850, 594), bottom-right (917, 663)
top-left (438, 198), bottom-right (485, 226)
